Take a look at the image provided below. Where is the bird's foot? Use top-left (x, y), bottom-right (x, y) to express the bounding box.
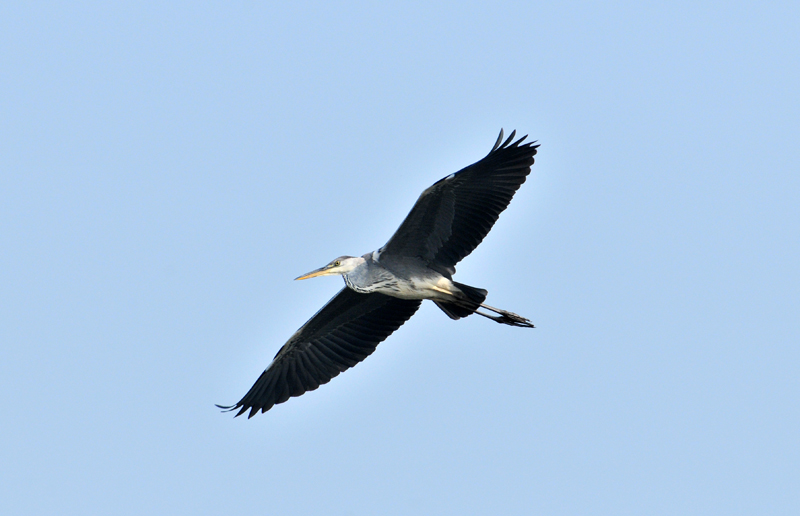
top-left (476, 304), bottom-right (535, 328)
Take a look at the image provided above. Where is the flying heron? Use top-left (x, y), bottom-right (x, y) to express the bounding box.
top-left (219, 129), bottom-right (539, 417)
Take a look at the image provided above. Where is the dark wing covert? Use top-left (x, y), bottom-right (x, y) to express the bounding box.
top-left (218, 288), bottom-right (421, 418)
top-left (380, 129), bottom-right (538, 273)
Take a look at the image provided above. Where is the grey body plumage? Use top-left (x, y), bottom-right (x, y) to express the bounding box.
top-left (219, 129), bottom-right (539, 417)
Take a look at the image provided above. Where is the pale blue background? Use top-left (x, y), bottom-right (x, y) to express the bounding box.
top-left (2, 2), bottom-right (798, 514)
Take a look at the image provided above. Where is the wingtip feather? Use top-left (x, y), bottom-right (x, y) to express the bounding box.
top-left (491, 128), bottom-right (504, 152)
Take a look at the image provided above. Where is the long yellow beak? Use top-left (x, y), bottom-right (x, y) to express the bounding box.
top-left (295, 266), bottom-right (335, 281)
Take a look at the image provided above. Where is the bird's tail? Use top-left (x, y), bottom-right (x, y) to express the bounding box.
top-left (434, 282), bottom-right (487, 320)
top-left (434, 281), bottom-right (534, 328)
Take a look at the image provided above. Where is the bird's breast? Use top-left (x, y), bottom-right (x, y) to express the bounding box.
top-left (350, 274), bottom-right (456, 301)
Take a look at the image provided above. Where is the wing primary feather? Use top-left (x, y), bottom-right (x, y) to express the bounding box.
top-left (501, 129), bottom-right (516, 148)
top-left (491, 128), bottom-right (505, 152)
top-left (273, 366), bottom-right (291, 405)
top-left (286, 360), bottom-right (303, 397)
top-left (297, 353), bottom-right (321, 391)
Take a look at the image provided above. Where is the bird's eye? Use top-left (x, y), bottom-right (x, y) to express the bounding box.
top-left (333, 260), bottom-right (341, 267)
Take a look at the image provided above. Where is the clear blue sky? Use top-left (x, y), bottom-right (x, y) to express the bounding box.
top-left (2, 2), bottom-right (798, 514)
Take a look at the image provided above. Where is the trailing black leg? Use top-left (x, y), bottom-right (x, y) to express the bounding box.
top-left (473, 305), bottom-right (535, 328)
top-left (433, 281), bottom-right (534, 328)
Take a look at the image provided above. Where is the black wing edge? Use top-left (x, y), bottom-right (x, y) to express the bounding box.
top-left (216, 290), bottom-right (421, 418)
top-left (426, 128), bottom-right (538, 192)
top-left (428, 128), bottom-right (539, 267)
top-left (490, 128), bottom-right (538, 156)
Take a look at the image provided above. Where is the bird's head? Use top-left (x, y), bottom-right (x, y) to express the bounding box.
top-left (295, 255), bottom-right (364, 280)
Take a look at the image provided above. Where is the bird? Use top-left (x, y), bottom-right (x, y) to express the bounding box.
top-left (218, 129), bottom-right (539, 418)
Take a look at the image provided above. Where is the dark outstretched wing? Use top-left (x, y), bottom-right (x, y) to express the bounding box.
top-left (381, 129), bottom-right (538, 273)
top-left (219, 288), bottom-right (421, 418)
